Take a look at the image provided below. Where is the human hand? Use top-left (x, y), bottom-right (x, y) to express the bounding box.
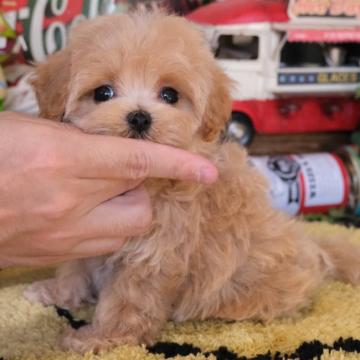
top-left (0, 112), bottom-right (218, 268)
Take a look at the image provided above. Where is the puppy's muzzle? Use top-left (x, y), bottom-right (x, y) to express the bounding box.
top-left (126, 110), bottom-right (152, 136)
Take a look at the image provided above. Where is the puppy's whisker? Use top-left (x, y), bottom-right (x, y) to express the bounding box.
top-left (80, 124), bottom-right (124, 136)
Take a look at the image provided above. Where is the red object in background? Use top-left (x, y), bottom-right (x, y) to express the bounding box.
top-left (0, 1), bottom-right (110, 63)
top-left (233, 98), bottom-right (360, 134)
top-left (187, 0), bottom-right (360, 146)
top-left (186, 0), bottom-right (288, 25)
top-left (0, 0), bottom-right (83, 34)
top-left (299, 153), bottom-right (350, 214)
top-left (251, 153), bottom-right (350, 215)
top-left (0, 0), bottom-right (27, 12)
top-left (288, 29), bottom-right (360, 42)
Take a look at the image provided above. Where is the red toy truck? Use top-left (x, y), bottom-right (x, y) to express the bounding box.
top-left (187, 0), bottom-right (360, 145)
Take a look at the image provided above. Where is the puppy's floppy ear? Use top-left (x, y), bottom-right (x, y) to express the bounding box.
top-left (199, 67), bottom-right (232, 142)
top-left (30, 49), bottom-right (70, 120)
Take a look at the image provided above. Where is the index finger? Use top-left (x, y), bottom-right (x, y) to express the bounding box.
top-left (70, 133), bottom-right (218, 184)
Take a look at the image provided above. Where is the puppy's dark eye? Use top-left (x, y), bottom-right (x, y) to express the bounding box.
top-left (160, 87), bottom-right (179, 104)
top-left (94, 85), bottom-right (115, 102)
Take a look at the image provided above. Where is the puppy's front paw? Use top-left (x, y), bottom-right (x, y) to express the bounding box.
top-left (24, 279), bottom-right (58, 306)
top-left (24, 276), bottom-right (95, 309)
top-left (60, 325), bottom-right (140, 354)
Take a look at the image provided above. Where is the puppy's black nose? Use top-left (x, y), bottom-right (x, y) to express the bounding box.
top-left (126, 110), bottom-right (152, 134)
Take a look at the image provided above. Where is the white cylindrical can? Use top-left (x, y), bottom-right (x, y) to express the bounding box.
top-left (250, 153), bottom-right (350, 215)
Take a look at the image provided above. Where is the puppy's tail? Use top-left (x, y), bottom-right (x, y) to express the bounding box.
top-left (316, 235), bottom-right (360, 285)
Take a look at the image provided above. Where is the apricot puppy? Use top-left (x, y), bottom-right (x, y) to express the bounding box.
top-left (24, 11), bottom-right (360, 353)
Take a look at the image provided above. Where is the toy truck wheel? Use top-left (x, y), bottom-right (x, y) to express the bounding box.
top-left (227, 112), bottom-right (255, 146)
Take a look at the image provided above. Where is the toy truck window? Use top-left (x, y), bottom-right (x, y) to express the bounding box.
top-left (280, 42), bottom-right (360, 68)
top-left (215, 35), bottom-right (259, 60)
top-left (280, 42), bottom-right (326, 67)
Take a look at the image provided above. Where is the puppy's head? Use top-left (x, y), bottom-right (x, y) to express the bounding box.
top-left (32, 12), bottom-right (232, 148)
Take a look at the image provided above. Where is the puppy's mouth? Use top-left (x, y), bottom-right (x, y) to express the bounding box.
top-left (127, 130), bottom-right (150, 140)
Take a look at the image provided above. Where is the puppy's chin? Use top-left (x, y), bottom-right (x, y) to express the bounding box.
top-left (127, 131), bottom-right (151, 141)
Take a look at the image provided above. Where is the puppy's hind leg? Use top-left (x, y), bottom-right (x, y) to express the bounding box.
top-left (210, 247), bottom-right (330, 322)
top-left (317, 238), bottom-right (360, 285)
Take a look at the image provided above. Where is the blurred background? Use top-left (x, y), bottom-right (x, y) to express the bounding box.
top-left (0, 0), bottom-right (360, 225)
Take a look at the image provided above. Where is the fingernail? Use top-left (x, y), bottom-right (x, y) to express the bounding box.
top-left (198, 165), bottom-right (218, 184)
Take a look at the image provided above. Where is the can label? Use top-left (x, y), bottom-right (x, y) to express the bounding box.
top-left (250, 153), bottom-right (349, 215)
top-left (336, 145), bottom-right (360, 215)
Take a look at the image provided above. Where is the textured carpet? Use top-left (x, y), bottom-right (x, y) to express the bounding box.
top-left (1, 223), bottom-right (360, 360)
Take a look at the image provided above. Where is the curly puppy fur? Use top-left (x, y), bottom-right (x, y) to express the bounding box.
top-left (24, 12), bottom-right (360, 353)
